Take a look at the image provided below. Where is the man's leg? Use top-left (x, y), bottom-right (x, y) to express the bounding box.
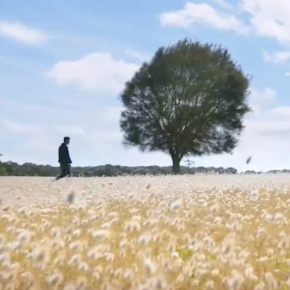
top-left (55, 164), bottom-right (66, 180)
top-left (64, 164), bottom-right (71, 177)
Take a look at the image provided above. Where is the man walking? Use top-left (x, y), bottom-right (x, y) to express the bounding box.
top-left (55, 136), bottom-right (72, 180)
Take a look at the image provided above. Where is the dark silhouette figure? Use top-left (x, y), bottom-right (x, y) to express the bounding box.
top-left (55, 137), bottom-right (72, 180)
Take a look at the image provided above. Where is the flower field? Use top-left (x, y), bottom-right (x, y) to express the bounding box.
top-left (0, 174), bottom-right (290, 290)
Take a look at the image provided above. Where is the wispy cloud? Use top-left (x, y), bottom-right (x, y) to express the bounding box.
top-left (241, 0), bottom-right (290, 45)
top-left (0, 21), bottom-right (48, 45)
top-left (159, 2), bottom-right (249, 34)
top-left (1, 119), bottom-right (40, 134)
top-left (262, 50), bottom-right (290, 64)
top-left (47, 52), bottom-right (139, 94)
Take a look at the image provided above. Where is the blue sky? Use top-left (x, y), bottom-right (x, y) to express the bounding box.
top-left (1, 0), bottom-right (290, 172)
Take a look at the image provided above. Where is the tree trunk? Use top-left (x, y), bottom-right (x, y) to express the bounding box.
top-left (171, 155), bottom-right (181, 175)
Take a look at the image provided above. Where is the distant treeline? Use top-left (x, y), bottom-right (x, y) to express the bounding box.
top-left (0, 161), bottom-right (288, 177)
top-left (0, 161), bottom-right (239, 176)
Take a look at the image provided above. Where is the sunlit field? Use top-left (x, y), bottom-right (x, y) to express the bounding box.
top-left (1, 174), bottom-right (290, 290)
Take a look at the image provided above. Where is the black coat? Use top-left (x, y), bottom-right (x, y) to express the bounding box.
top-left (58, 143), bottom-right (72, 164)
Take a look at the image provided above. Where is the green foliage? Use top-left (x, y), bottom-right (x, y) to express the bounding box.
top-left (120, 38), bottom-right (251, 173)
top-left (176, 248), bottom-right (192, 261)
top-left (0, 166), bottom-right (7, 176)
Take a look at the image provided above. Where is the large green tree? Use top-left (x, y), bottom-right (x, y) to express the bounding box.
top-left (119, 39), bottom-right (251, 174)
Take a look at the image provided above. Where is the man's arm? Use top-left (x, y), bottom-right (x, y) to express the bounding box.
top-left (66, 146), bottom-right (72, 164)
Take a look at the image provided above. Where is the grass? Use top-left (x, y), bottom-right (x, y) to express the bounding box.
top-left (0, 174), bottom-right (290, 289)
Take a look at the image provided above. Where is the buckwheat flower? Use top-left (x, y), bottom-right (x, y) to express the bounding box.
top-left (265, 272), bottom-right (278, 289)
top-left (119, 249), bottom-right (127, 258)
top-left (124, 220), bottom-right (141, 232)
top-left (78, 262), bottom-right (90, 271)
top-left (203, 236), bottom-right (216, 248)
top-left (279, 230), bottom-right (287, 238)
top-left (46, 271), bottom-right (64, 287)
top-left (166, 242), bottom-right (176, 252)
top-left (138, 233), bottom-right (151, 245)
top-left (143, 218), bottom-right (159, 227)
top-left (245, 267), bottom-right (258, 281)
top-left (68, 254), bottom-right (82, 265)
top-left (29, 246), bottom-right (50, 264)
top-left (20, 271), bottom-right (34, 286)
top-left (87, 248), bottom-right (102, 260)
top-left (72, 229), bottom-right (82, 237)
top-left (176, 273), bottom-right (185, 284)
top-left (50, 227), bottom-right (62, 238)
top-left (0, 253), bottom-right (10, 263)
top-left (0, 271), bottom-right (13, 282)
top-left (163, 259), bottom-right (173, 271)
top-left (226, 270), bottom-right (244, 290)
top-left (2, 205), bottom-right (10, 211)
top-left (266, 248), bottom-right (274, 256)
top-left (103, 252), bottom-right (115, 262)
top-left (16, 230), bottom-right (32, 245)
top-left (264, 213), bottom-right (273, 220)
top-left (119, 239), bottom-right (128, 248)
top-left (170, 200), bottom-right (182, 210)
top-left (211, 269), bottom-right (220, 276)
top-left (105, 265), bottom-right (114, 275)
top-left (100, 282), bottom-right (112, 290)
top-left (210, 203), bottom-right (219, 213)
top-left (144, 258), bottom-right (157, 275)
top-left (258, 256), bottom-right (268, 262)
top-left (147, 276), bottom-right (168, 289)
top-left (63, 282), bottom-right (78, 290)
top-left (222, 239), bottom-right (235, 254)
top-left (205, 280), bottom-right (215, 289)
top-left (91, 229), bottom-right (110, 240)
top-left (76, 276), bottom-right (88, 289)
top-left (172, 251), bottom-right (179, 258)
top-left (3, 282), bottom-right (16, 290)
top-left (69, 241), bottom-right (83, 251)
top-left (191, 279), bottom-right (200, 287)
top-left (100, 222), bottom-right (111, 229)
top-left (123, 269), bottom-right (134, 280)
top-left (92, 271), bottom-right (101, 281)
top-left (254, 281), bottom-right (266, 290)
top-left (278, 236), bottom-right (290, 250)
top-left (0, 234), bottom-right (6, 244)
top-left (177, 224), bottom-right (186, 231)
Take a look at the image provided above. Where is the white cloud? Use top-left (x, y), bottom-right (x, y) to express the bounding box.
top-left (1, 119), bottom-right (40, 134)
top-left (159, 1), bottom-right (290, 74)
top-left (241, 0), bottom-right (290, 45)
top-left (250, 87), bottom-right (277, 103)
top-left (269, 106), bottom-right (290, 119)
top-left (159, 2), bottom-right (249, 34)
top-left (47, 52), bottom-right (139, 94)
top-left (262, 50), bottom-right (290, 64)
top-left (0, 21), bottom-right (48, 45)
top-left (211, 0), bottom-right (233, 10)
